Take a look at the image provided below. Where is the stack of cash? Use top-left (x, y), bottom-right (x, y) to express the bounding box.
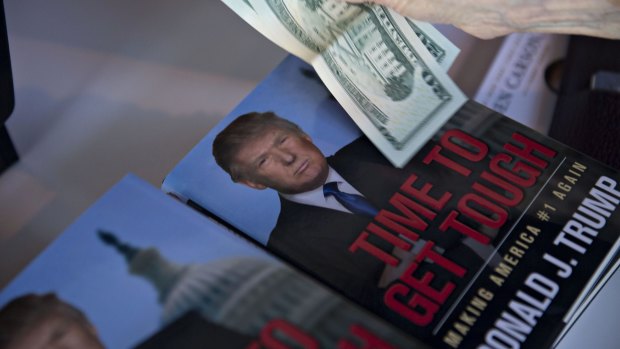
top-left (222, 0), bottom-right (466, 167)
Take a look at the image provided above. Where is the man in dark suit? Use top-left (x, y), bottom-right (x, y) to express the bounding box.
top-left (212, 111), bottom-right (484, 332)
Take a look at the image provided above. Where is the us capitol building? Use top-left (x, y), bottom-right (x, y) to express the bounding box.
top-left (98, 231), bottom-right (411, 347)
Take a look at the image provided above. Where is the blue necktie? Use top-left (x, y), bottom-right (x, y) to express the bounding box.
top-left (323, 182), bottom-right (378, 217)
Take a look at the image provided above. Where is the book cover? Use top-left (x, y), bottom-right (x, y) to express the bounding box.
top-left (0, 175), bottom-right (426, 349)
top-left (163, 55), bottom-right (620, 349)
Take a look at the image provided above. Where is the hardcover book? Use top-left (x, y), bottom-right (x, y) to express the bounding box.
top-left (0, 175), bottom-right (427, 349)
top-left (162, 55), bottom-right (620, 349)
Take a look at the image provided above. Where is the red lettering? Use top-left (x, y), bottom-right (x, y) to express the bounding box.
top-left (375, 211), bottom-right (422, 243)
top-left (504, 133), bottom-right (557, 169)
top-left (349, 228), bottom-right (406, 267)
top-left (399, 243), bottom-right (464, 303)
top-left (338, 325), bottom-right (396, 349)
top-left (489, 153), bottom-right (541, 188)
top-left (457, 193), bottom-right (508, 229)
top-left (383, 241), bottom-right (467, 326)
top-left (374, 191), bottom-right (437, 241)
top-left (423, 145), bottom-right (471, 176)
top-left (384, 283), bottom-right (438, 326)
top-left (255, 320), bottom-right (319, 349)
top-left (400, 174), bottom-right (452, 210)
top-left (441, 129), bottom-right (489, 162)
top-left (389, 193), bottom-right (435, 222)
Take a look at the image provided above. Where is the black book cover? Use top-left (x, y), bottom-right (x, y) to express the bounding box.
top-left (163, 56), bottom-right (620, 349)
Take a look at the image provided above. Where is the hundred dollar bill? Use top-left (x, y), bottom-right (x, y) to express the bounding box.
top-left (221, 0), bottom-right (313, 63)
top-left (221, 1), bottom-right (459, 70)
top-left (224, 0), bottom-right (467, 167)
top-left (406, 20), bottom-right (459, 70)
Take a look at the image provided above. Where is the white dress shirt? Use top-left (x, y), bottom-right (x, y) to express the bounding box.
top-left (281, 166), bottom-right (364, 214)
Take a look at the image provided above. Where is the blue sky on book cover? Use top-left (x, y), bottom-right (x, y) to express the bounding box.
top-left (162, 55), bottom-right (360, 244)
top-left (0, 175), bottom-right (272, 348)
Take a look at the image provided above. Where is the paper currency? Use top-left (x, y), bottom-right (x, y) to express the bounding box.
top-left (406, 19), bottom-right (459, 70)
top-left (222, 0), bottom-right (466, 167)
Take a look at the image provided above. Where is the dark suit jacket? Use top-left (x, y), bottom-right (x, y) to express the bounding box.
top-left (266, 137), bottom-right (483, 333)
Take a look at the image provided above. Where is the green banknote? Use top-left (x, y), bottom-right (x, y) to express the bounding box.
top-left (222, 0), bottom-right (466, 167)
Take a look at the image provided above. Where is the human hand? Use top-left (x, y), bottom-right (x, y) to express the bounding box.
top-left (343, 0), bottom-right (620, 39)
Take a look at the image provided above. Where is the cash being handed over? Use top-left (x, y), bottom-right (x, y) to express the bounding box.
top-left (223, 0), bottom-right (466, 167)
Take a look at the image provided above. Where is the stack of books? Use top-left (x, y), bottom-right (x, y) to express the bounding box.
top-left (2, 56), bottom-right (619, 349)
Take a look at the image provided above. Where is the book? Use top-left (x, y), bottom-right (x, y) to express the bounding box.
top-left (0, 175), bottom-right (428, 349)
top-left (162, 55), bottom-right (620, 349)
